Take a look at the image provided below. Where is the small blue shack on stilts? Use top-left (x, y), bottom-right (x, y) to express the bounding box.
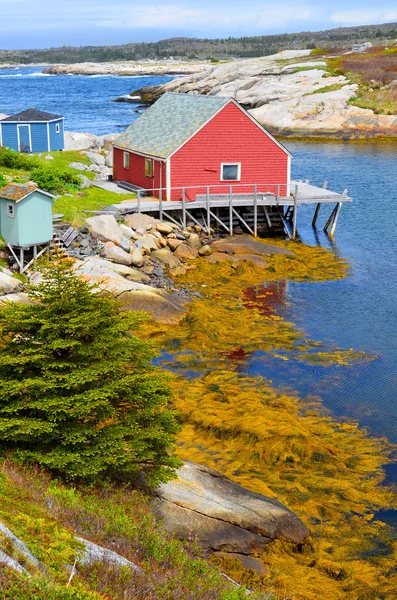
top-left (0, 108), bottom-right (64, 153)
top-left (0, 182), bottom-right (54, 272)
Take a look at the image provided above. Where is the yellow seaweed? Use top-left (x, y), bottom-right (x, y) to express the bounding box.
top-left (136, 239), bottom-right (396, 599)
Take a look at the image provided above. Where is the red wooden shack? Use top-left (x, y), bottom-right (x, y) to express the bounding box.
top-left (113, 93), bottom-right (291, 201)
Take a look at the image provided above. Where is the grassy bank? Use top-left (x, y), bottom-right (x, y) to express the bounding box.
top-left (0, 460), bottom-right (267, 600)
top-left (0, 149), bottom-right (131, 226)
top-left (326, 46), bottom-right (397, 115)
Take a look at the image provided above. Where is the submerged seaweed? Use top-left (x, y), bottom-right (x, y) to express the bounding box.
top-left (138, 239), bottom-right (397, 599)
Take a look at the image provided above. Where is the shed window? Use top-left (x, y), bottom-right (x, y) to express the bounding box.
top-left (55, 123), bottom-right (60, 134)
top-left (7, 203), bottom-right (15, 218)
top-left (221, 163), bottom-right (241, 181)
top-left (145, 158), bottom-right (153, 177)
top-left (123, 152), bottom-right (130, 169)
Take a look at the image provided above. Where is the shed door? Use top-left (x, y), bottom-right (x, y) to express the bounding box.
top-left (18, 125), bottom-right (31, 153)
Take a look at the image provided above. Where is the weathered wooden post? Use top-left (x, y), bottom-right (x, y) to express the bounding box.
top-left (292, 184), bottom-right (298, 240)
top-left (312, 180), bottom-right (327, 227)
top-left (137, 190), bottom-right (141, 214)
top-left (254, 184), bottom-right (258, 237)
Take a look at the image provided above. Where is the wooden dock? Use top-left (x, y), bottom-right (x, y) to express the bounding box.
top-left (107, 180), bottom-right (352, 239)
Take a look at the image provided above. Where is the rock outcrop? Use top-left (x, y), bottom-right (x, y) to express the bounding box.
top-left (131, 50), bottom-right (397, 138)
top-left (77, 536), bottom-right (143, 574)
top-left (42, 61), bottom-right (208, 77)
top-left (153, 461), bottom-right (309, 555)
top-left (0, 269), bottom-right (22, 295)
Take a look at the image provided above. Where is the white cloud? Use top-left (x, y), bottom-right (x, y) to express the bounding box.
top-left (97, 3), bottom-right (312, 30)
top-left (331, 9), bottom-right (397, 26)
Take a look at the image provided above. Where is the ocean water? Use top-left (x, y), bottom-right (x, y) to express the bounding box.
top-left (0, 67), bottom-right (396, 446)
top-left (249, 141), bottom-right (397, 444)
top-left (0, 66), bottom-right (175, 135)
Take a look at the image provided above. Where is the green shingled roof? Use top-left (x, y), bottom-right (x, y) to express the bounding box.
top-left (116, 93), bottom-right (231, 159)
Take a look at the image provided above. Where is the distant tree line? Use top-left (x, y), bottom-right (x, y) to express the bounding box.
top-left (0, 22), bottom-right (396, 64)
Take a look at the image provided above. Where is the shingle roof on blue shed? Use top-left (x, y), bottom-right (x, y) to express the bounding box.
top-left (2, 108), bottom-right (63, 122)
top-left (116, 93), bottom-right (231, 159)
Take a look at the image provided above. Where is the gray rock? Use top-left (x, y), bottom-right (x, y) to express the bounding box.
top-left (134, 234), bottom-right (159, 253)
top-left (0, 550), bottom-right (30, 575)
top-left (0, 271), bottom-right (22, 295)
top-left (105, 153), bottom-right (113, 168)
top-left (88, 164), bottom-right (101, 174)
top-left (76, 536), bottom-right (143, 574)
top-left (0, 292), bottom-right (31, 306)
top-left (198, 244), bottom-right (212, 256)
top-left (69, 161), bottom-right (88, 171)
top-left (187, 232), bottom-right (201, 249)
top-left (174, 243), bottom-right (198, 260)
top-left (77, 174), bottom-right (93, 189)
top-left (119, 224), bottom-right (135, 239)
top-left (125, 213), bottom-right (157, 230)
top-left (130, 247), bottom-right (144, 267)
top-left (44, 154), bottom-right (54, 160)
top-left (84, 151), bottom-right (106, 166)
top-left (151, 248), bottom-right (180, 268)
top-left (0, 521), bottom-right (46, 572)
top-left (152, 462), bottom-right (309, 553)
top-left (86, 215), bottom-right (130, 252)
top-left (156, 222), bottom-right (173, 235)
top-left (64, 131), bottom-right (100, 151)
top-left (101, 242), bottom-right (132, 266)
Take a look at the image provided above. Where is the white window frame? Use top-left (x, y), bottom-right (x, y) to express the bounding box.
top-left (145, 158), bottom-right (153, 178)
top-left (220, 162), bottom-right (241, 182)
top-left (55, 123), bottom-right (60, 134)
top-left (7, 203), bottom-right (15, 218)
top-left (123, 152), bottom-right (130, 169)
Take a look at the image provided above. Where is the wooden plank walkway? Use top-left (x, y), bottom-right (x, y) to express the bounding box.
top-left (107, 180), bottom-right (352, 239)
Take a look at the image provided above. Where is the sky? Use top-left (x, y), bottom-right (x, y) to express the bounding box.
top-left (1, 0), bottom-right (397, 49)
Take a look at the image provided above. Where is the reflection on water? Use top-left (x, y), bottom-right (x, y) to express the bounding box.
top-left (247, 141), bottom-right (397, 443)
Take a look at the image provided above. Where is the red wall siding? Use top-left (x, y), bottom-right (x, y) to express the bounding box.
top-left (113, 148), bottom-right (164, 195)
top-left (170, 102), bottom-right (289, 201)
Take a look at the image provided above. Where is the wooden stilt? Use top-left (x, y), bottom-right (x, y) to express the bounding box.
top-left (263, 206), bottom-right (272, 228)
top-left (329, 202), bottom-right (342, 236)
top-left (19, 248), bottom-right (24, 274)
top-left (292, 196), bottom-right (298, 240)
top-left (208, 209), bottom-right (230, 233)
top-left (254, 184), bottom-right (258, 236)
top-left (312, 203), bottom-right (321, 227)
top-left (323, 204), bottom-right (338, 233)
top-left (232, 207), bottom-right (254, 236)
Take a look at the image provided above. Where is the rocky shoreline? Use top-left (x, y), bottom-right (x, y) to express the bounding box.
top-left (42, 61), bottom-right (208, 77)
top-left (127, 49), bottom-right (397, 139)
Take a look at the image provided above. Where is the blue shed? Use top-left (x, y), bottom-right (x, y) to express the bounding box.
top-left (0, 182), bottom-right (54, 248)
top-left (0, 108), bottom-right (64, 153)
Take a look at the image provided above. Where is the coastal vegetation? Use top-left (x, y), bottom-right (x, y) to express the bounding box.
top-left (326, 47), bottom-right (397, 115)
top-left (0, 218), bottom-right (396, 598)
top-left (0, 149), bottom-right (121, 224)
top-left (0, 257), bottom-right (180, 483)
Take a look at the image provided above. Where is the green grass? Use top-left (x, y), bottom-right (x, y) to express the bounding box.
top-left (0, 460), bottom-right (271, 600)
top-left (0, 150), bottom-right (131, 226)
top-left (303, 83), bottom-right (345, 96)
top-left (53, 187), bottom-right (133, 226)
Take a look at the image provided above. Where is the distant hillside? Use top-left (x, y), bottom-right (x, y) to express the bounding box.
top-left (1, 21), bottom-right (397, 63)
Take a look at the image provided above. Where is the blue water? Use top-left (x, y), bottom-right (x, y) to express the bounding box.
top-left (0, 66), bottom-right (175, 135)
top-left (248, 141), bottom-right (397, 443)
top-left (0, 68), bottom-right (396, 445)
